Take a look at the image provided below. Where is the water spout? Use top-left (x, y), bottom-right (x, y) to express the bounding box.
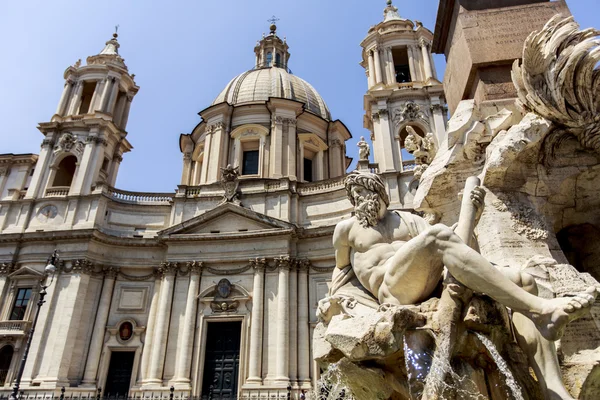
top-left (475, 332), bottom-right (524, 400)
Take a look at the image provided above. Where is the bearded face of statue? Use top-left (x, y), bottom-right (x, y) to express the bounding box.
top-left (351, 186), bottom-right (382, 228)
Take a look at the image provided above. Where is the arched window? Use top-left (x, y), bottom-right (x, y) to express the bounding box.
top-left (275, 53), bottom-right (281, 67)
top-left (52, 155), bottom-right (77, 187)
top-left (266, 52), bottom-right (272, 67)
top-left (0, 346), bottom-right (13, 385)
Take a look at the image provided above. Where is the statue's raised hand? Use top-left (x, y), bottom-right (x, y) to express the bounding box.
top-left (470, 186), bottom-right (486, 224)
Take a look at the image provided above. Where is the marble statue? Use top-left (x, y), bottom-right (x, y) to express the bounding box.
top-left (317, 171), bottom-right (597, 400)
top-left (357, 136), bottom-right (370, 161)
top-left (404, 127), bottom-right (437, 178)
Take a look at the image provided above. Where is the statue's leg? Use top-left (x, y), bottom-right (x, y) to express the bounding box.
top-left (379, 238), bottom-right (445, 305)
top-left (501, 267), bottom-right (574, 400)
top-left (415, 224), bottom-right (597, 341)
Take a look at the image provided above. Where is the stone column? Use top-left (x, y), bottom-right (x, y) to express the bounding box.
top-left (56, 80), bottom-right (73, 116)
top-left (69, 133), bottom-right (98, 196)
top-left (373, 47), bottom-right (383, 84)
top-left (106, 78), bottom-right (120, 114)
top-left (67, 81), bottom-right (84, 115)
top-left (378, 109), bottom-right (397, 172)
top-left (94, 78), bottom-right (108, 112)
top-left (386, 48), bottom-right (396, 84)
top-left (205, 122), bottom-right (226, 183)
top-left (0, 263), bottom-right (14, 306)
top-left (315, 150), bottom-right (324, 181)
top-left (408, 45), bottom-right (418, 82)
top-left (287, 119), bottom-right (297, 180)
top-left (108, 155), bottom-right (122, 187)
top-left (88, 80), bottom-right (101, 114)
top-left (271, 116), bottom-right (284, 178)
top-left (420, 39), bottom-right (433, 82)
top-left (172, 262), bottom-right (202, 385)
top-left (367, 52), bottom-right (376, 88)
top-left (181, 152), bottom-right (192, 186)
top-left (113, 92), bottom-right (128, 126)
top-left (383, 47), bottom-right (393, 85)
top-left (247, 258), bottom-right (266, 384)
top-left (140, 274), bottom-right (163, 381)
top-left (119, 95), bottom-right (134, 129)
top-left (100, 77), bottom-right (115, 112)
top-left (288, 261), bottom-right (298, 383)
top-left (430, 103), bottom-right (447, 144)
top-left (145, 262), bottom-right (178, 385)
top-left (82, 267), bottom-right (118, 385)
top-left (297, 260), bottom-right (310, 384)
top-left (275, 256), bottom-right (290, 383)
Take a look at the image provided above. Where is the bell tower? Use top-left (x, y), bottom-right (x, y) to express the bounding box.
top-left (25, 32), bottom-right (139, 199)
top-left (361, 0), bottom-right (446, 184)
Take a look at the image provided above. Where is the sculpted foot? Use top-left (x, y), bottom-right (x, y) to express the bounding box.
top-left (532, 287), bottom-right (598, 341)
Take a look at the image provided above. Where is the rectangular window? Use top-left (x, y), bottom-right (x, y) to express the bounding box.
top-left (242, 150), bottom-right (259, 175)
top-left (304, 158), bottom-right (313, 182)
top-left (10, 288), bottom-right (32, 320)
top-left (79, 81), bottom-right (97, 114)
top-left (392, 47), bottom-right (411, 83)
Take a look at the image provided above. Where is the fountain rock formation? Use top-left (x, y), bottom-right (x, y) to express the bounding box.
top-left (315, 16), bottom-right (600, 400)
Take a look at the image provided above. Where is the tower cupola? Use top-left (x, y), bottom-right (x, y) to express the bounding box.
top-left (26, 31), bottom-right (139, 200)
top-left (253, 19), bottom-right (290, 70)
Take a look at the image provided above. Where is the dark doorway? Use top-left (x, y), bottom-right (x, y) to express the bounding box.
top-left (201, 321), bottom-right (242, 400)
top-left (104, 351), bottom-right (135, 397)
top-left (0, 346), bottom-right (13, 385)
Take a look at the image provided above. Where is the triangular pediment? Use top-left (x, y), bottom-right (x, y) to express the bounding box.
top-left (159, 203), bottom-right (295, 237)
top-left (9, 266), bottom-right (45, 280)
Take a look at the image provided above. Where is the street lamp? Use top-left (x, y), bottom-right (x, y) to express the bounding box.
top-left (10, 250), bottom-right (58, 400)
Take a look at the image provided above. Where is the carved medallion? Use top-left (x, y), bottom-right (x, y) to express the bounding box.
top-left (217, 278), bottom-right (232, 298)
top-left (37, 205), bottom-right (58, 223)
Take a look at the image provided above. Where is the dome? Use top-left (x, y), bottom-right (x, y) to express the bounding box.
top-left (212, 67), bottom-right (331, 120)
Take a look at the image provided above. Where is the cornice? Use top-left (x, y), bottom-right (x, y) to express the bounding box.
top-left (164, 228), bottom-right (296, 242)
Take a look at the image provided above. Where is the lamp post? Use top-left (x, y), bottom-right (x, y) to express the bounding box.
top-left (10, 250), bottom-right (58, 400)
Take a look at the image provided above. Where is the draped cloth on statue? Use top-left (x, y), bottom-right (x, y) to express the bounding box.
top-left (328, 211), bottom-right (431, 308)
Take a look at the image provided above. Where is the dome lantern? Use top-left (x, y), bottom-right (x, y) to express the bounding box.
top-left (253, 18), bottom-right (290, 70)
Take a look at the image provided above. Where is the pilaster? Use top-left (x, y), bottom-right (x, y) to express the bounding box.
top-left (373, 47), bottom-right (383, 84)
top-left (246, 258), bottom-right (266, 385)
top-left (271, 117), bottom-right (284, 178)
top-left (81, 267), bottom-right (118, 385)
top-left (274, 256), bottom-right (290, 384)
top-left (367, 52), bottom-right (376, 88)
top-left (143, 262), bottom-right (178, 387)
top-left (172, 261), bottom-right (202, 387)
top-left (297, 260), bottom-right (311, 384)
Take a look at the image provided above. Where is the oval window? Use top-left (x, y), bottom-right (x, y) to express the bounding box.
top-left (119, 322), bottom-right (133, 341)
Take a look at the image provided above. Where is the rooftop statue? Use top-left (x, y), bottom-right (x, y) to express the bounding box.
top-left (357, 136), bottom-right (370, 161)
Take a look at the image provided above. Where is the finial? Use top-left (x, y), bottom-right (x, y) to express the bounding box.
top-left (387, 0), bottom-right (393, 5)
top-left (114, 24), bottom-right (119, 39)
top-left (268, 15), bottom-right (280, 34)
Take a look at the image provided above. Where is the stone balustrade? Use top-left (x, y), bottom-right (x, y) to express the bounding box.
top-left (45, 186), bottom-right (70, 197)
top-left (106, 187), bottom-right (173, 205)
top-left (402, 160), bottom-right (417, 171)
top-left (296, 177), bottom-right (345, 195)
top-left (0, 320), bottom-right (30, 335)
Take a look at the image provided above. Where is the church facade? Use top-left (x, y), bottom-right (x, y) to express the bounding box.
top-left (0, 2), bottom-right (445, 397)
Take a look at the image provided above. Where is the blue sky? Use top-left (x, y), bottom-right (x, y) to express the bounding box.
top-left (0, 1), bottom-right (598, 192)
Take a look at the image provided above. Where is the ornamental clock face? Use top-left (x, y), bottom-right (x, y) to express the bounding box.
top-left (37, 205), bottom-right (58, 223)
